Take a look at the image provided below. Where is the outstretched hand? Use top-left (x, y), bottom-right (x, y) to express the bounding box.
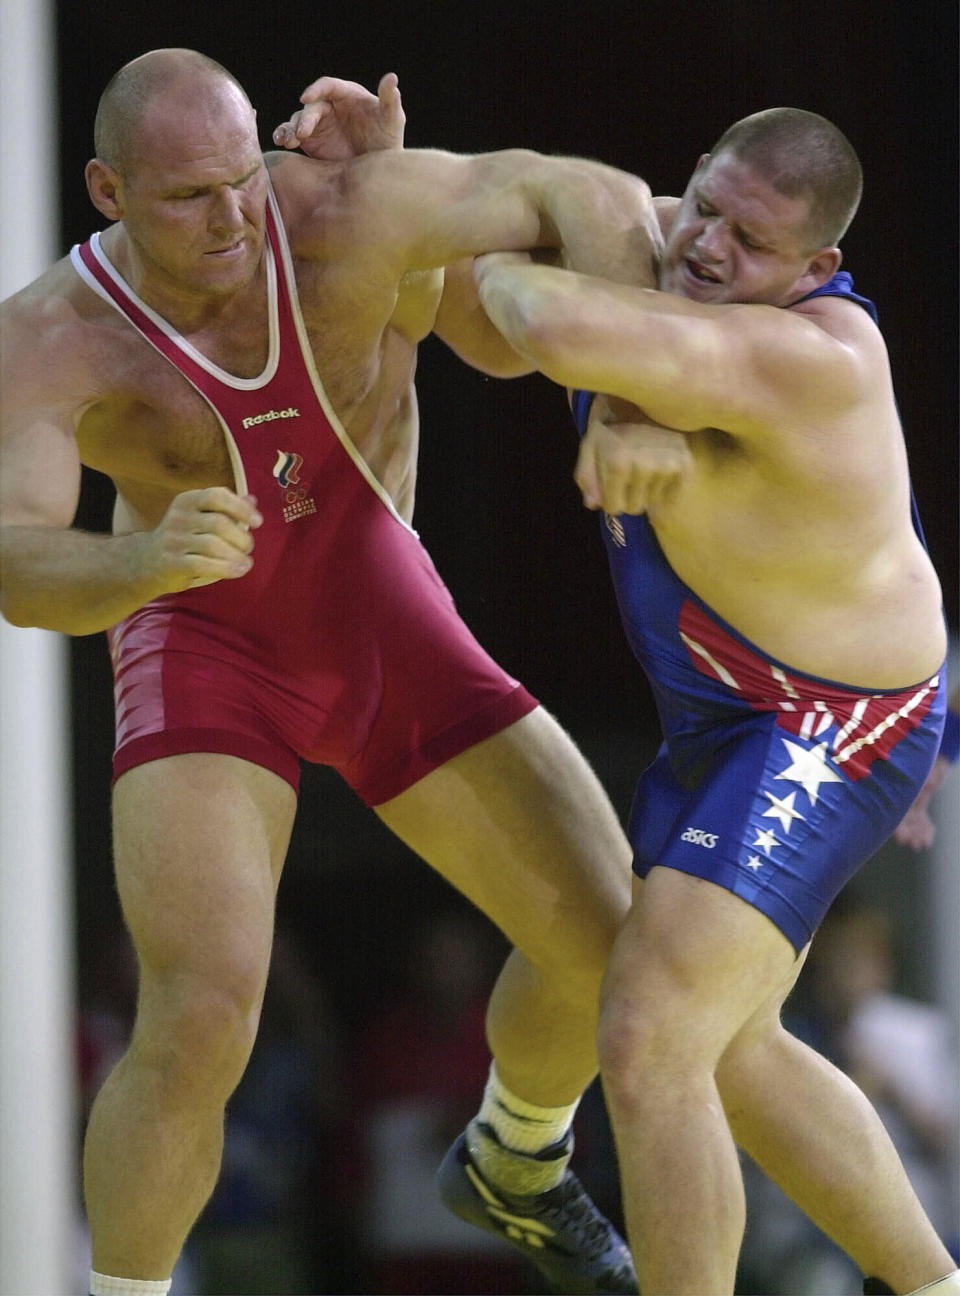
top-left (272, 72), bottom-right (404, 159)
top-left (575, 396), bottom-right (693, 515)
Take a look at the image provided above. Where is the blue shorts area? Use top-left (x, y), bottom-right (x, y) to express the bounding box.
top-left (617, 521), bottom-right (945, 953)
top-left (628, 674), bottom-right (944, 953)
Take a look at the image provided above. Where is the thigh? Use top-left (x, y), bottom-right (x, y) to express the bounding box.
top-left (111, 753), bottom-right (297, 985)
top-left (373, 707), bottom-right (633, 968)
top-left (601, 867), bottom-right (802, 1067)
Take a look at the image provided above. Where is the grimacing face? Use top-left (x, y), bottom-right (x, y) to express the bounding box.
top-left (111, 84), bottom-right (269, 300)
top-left (658, 151), bottom-right (831, 308)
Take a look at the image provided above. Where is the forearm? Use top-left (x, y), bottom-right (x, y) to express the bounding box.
top-left (0, 525), bottom-right (164, 635)
top-left (474, 258), bottom-right (722, 427)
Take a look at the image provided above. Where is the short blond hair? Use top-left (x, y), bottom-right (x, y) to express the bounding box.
top-left (711, 107), bottom-right (862, 250)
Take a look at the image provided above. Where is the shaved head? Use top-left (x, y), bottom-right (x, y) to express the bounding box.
top-left (709, 107), bottom-right (862, 250)
top-left (93, 48), bottom-right (254, 175)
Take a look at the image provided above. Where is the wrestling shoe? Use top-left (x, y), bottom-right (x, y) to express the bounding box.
top-left (437, 1129), bottom-right (638, 1294)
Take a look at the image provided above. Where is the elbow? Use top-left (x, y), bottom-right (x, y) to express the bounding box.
top-left (476, 269), bottom-right (565, 364)
top-left (502, 298), bottom-right (582, 382)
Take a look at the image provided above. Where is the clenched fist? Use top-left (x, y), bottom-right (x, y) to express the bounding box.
top-left (147, 488), bottom-right (263, 591)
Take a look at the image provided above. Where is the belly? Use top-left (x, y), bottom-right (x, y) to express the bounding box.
top-left (657, 528), bottom-right (945, 687)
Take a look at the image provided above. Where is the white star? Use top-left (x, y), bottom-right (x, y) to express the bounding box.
top-left (762, 790), bottom-right (806, 834)
top-left (753, 827), bottom-right (780, 856)
top-left (745, 854), bottom-right (764, 871)
top-left (774, 739), bottom-right (844, 805)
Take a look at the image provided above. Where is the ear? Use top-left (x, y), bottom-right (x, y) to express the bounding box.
top-left (85, 158), bottom-right (125, 221)
top-left (792, 245), bottom-right (842, 296)
top-left (694, 153), bottom-right (710, 172)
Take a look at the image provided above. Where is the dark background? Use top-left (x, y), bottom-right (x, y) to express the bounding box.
top-left (57, 3), bottom-right (956, 1287)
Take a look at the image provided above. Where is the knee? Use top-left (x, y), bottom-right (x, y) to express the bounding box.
top-left (132, 955), bottom-right (268, 1104)
top-left (596, 980), bottom-right (676, 1106)
top-left (596, 952), bottom-right (725, 1108)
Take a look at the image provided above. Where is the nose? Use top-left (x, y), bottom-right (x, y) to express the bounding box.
top-left (695, 217), bottom-right (727, 263)
top-left (209, 186), bottom-right (243, 236)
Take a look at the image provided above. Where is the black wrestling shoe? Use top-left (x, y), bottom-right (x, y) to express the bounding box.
top-left (863, 1281), bottom-right (895, 1295)
top-left (437, 1131), bottom-right (638, 1294)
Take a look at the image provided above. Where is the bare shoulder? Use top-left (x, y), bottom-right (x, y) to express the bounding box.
top-left (264, 150), bottom-right (346, 248)
top-left (265, 148), bottom-right (451, 247)
top-left (788, 288), bottom-right (886, 352)
top-left (1, 257), bottom-right (107, 411)
top-left (653, 195), bottom-right (681, 241)
top-left (784, 290), bottom-right (891, 395)
top-left (3, 256), bottom-right (86, 338)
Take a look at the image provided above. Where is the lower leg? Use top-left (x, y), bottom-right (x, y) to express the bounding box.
top-left (375, 709), bottom-right (633, 1114)
top-left (484, 946), bottom-right (600, 1107)
top-left (597, 868), bottom-right (817, 1294)
top-left (92, 755), bottom-right (293, 1280)
top-left (603, 1064), bottom-right (745, 1295)
top-left (719, 1029), bottom-right (956, 1292)
top-left (467, 947), bottom-right (596, 1193)
top-left (84, 1044), bottom-right (226, 1278)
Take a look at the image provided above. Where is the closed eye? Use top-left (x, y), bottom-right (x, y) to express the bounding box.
top-left (163, 165), bottom-right (261, 202)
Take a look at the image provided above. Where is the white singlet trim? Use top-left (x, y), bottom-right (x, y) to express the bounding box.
top-left (70, 232), bottom-right (281, 389)
top-left (69, 240), bottom-right (254, 496)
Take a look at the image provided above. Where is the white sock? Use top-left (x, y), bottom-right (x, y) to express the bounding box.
top-left (478, 1062), bottom-right (581, 1154)
top-left (89, 1272), bottom-right (172, 1296)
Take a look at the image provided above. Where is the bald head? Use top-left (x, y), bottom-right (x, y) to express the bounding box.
top-left (93, 48), bottom-right (254, 175)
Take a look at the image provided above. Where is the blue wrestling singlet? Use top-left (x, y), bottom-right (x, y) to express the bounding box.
top-left (572, 272), bottom-right (947, 951)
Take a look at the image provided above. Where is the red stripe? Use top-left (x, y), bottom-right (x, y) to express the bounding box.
top-left (678, 600), bottom-right (935, 779)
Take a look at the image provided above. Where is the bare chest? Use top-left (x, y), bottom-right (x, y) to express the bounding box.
top-left (75, 323), bottom-right (240, 495)
top-left (72, 279), bottom-right (419, 517)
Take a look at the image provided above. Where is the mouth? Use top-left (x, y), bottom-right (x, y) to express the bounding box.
top-left (205, 241), bottom-right (244, 258)
top-left (685, 257), bottom-right (722, 285)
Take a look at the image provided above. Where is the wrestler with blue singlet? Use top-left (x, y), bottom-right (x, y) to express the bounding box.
top-left (569, 273), bottom-right (941, 956)
top-left (474, 109), bottom-right (958, 1296)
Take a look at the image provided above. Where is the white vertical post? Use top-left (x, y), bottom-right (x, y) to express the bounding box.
top-left (0, 1), bottom-right (77, 1294)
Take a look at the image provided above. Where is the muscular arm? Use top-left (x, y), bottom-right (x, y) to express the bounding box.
top-left (277, 146), bottom-right (661, 314)
top-left (0, 435), bottom-right (261, 636)
top-left (388, 149), bottom-right (660, 376)
top-left (0, 399), bottom-right (161, 633)
top-left (2, 522), bottom-right (163, 635)
top-left (473, 258), bottom-right (867, 437)
top-left (0, 297), bottom-right (261, 635)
